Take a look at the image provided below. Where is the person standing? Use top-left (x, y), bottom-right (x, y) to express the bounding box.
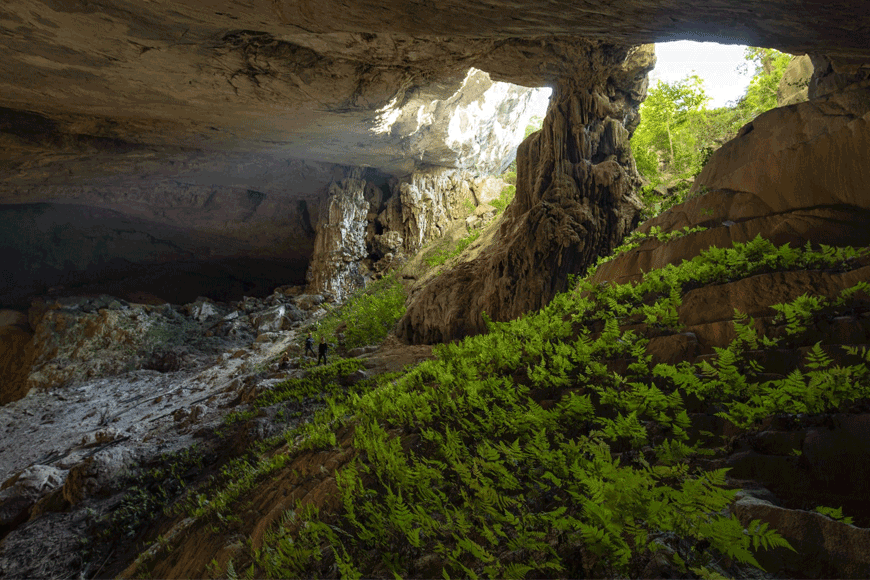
top-left (305, 332), bottom-right (316, 358)
top-left (317, 336), bottom-right (328, 366)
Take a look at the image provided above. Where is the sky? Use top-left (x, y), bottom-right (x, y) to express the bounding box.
top-left (650, 41), bottom-right (752, 108)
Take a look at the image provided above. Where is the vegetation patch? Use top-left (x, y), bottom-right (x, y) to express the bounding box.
top-left (200, 235), bottom-right (870, 579)
top-left (632, 48), bottom-right (794, 220)
top-left (592, 225), bottom-right (709, 268)
top-left (424, 230), bottom-right (482, 267)
top-left (312, 274), bottom-right (407, 351)
top-left (490, 184), bottom-right (515, 214)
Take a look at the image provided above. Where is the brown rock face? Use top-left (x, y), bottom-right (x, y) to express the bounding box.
top-left (777, 55), bottom-right (813, 107)
top-left (692, 85), bottom-right (870, 212)
top-left (397, 45), bottom-right (651, 343)
top-left (590, 76), bottom-right (870, 292)
top-left (0, 325), bottom-right (33, 405)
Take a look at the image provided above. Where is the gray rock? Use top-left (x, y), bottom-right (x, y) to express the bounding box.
top-left (732, 494), bottom-right (870, 578)
top-left (0, 466), bottom-right (67, 503)
top-left (372, 231), bottom-right (404, 257)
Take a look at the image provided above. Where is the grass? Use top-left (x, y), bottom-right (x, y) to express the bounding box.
top-left (490, 184), bottom-right (515, 214)
top-left (424, 230), bottom-right (482, 267)
top-left (308, 274), bottom-right (406, 352)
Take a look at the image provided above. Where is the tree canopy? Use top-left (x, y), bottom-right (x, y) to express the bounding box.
top-left (631, 47), bottom-right (794, 189)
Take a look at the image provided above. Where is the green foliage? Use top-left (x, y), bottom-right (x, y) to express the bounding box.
top-left (313, 273), bottom-right (406, 350)
top-left (182, 453), bottom-right (291, 524)
top-left (814, 506), bottom-right (854, 525)
top-left (491, 184), bottom-right (516, 214)
top-left (638, 180), bottom-right (705, 222)
top-left (593, 225), bottom-right (708, 269)
top-left (631, 74), bottom-right (709, 179)
top-left (425, 230), bottom-right (482, 267)
top-left (735, 48), bottom-right (793, 123)
top-left (174, 233), bottom-right (870, 579)
top-left (632, 48), bottom-right (794, 221)
top-left (524, 115), bottom-right (544, 139)
top-left (96, 446), bottom-right (203, 542)
top-left (224, 408), bottom-right (258, 426)
top-left (242, 235), bottom-right (870, 578)
top-left (255, 358), bottom-right (367, 408)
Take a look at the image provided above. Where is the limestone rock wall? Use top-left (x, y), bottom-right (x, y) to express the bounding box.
top-left (397, 44), bottom-right (654, 344)
top-left (305, 170), bottom-right (383, 301)
top-left (777, 55), bottom-right (813, 107)
top-left (305, 166), bottom-right (509, 297)
top-left (392, 168), bottom-right (505, 253)
top-left (373, 68), bottom-right (550, 175)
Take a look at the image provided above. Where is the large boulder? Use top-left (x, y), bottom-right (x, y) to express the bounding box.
top-left (0, 466), bottom-right (67, 538)
top-left (733, 494), bottom-right (870, 578)
top-left (692, 85), bottom-right (870, 213)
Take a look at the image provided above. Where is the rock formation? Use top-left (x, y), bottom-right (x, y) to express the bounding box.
top-left (593, 73), bottom-right (870, 288)
top-left (777, 55), bottom-right (813, 107)
top-left (692, 85), bottom-right (870, 213)
top-left (2, 1), bottom-right (870, 315)
top-left (305, 165), bottom-right (513, 298)
top-left (305, 169), bottom-right (386, 300)
top-left (397, 44), bottom-right (653, 343)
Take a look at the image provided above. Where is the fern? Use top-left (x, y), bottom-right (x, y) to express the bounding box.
top-left (225, 235), bottom-right (870, 579)
top-left (814, 505), bottom-right (854, 525)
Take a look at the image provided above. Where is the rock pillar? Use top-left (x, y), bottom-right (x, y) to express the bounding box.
top-left (397, 44), bottom-right (654, 343)
top-left (305, 169), bottom-right (375, 301)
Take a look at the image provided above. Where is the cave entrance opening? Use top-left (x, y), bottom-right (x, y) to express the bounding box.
top-left (633, 40), bottom-right (810, 222)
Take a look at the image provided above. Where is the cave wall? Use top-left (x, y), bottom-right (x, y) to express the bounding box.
top-left (0, 160), bottom-right (345, 307)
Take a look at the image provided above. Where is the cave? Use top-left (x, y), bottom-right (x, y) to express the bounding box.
top-left (2, 1), bottom-right (870, 578)
top-left (1, 1), bottom-right (867, 330)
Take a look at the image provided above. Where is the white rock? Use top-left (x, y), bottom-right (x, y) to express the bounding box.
top-left (191, 302), bottom-right (219, 322)
top-left (2, 465), bottom-right (67, 500)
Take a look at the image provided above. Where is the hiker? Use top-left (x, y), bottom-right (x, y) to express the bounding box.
top-left (317, 336), bottom-right (328, 365)
top-left (304, 331), bottom-right (316, 358)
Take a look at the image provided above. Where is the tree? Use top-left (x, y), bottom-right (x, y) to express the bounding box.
top-left (732, 48), bottom-right (792, 125)
top-left (631, 48), bottom-right (794, 185)
top-left (630, 47), bottom-right (796, 222)
top-left (630, 74), bottom-right (709, 180)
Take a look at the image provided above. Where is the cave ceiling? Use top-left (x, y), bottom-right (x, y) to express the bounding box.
top-left (1, 0), bottom-right (869, 192)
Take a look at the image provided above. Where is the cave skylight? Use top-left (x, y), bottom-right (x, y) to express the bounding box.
top-left (652, 41), bottom-right (752, 107)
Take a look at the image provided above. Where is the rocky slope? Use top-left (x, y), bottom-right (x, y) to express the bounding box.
top-left (93, 220), bottom-right (870, 579)
top-left (0, 285), bottom-right (432, 578)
